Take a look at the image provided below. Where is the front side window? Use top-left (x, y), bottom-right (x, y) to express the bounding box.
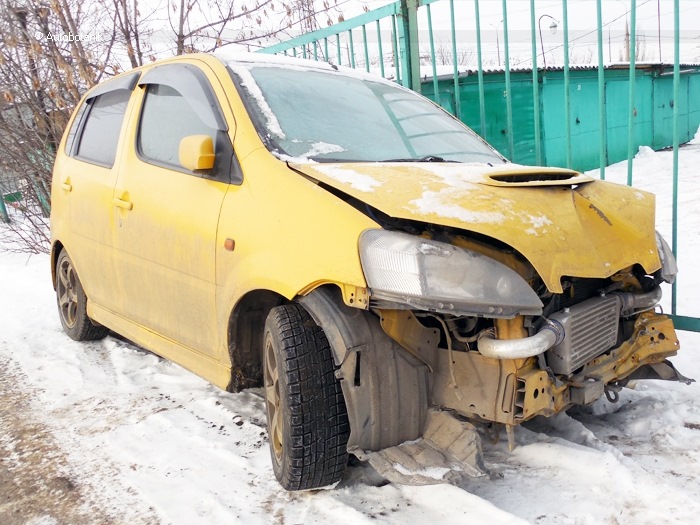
top-left (138, 84), bottom-right (218, 167)
top-left (228, 64), bottom-right (504, 164)
top-left (75, 89), bottom-right (131, 167)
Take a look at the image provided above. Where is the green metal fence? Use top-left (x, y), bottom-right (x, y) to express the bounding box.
top-left (259, 0), bottom-right (697, 332)
top-left (0, 194), bottom-right (9, 223)
top-left (419, 65), bottom-right (700, 171)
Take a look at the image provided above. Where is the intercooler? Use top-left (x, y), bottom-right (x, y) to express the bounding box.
top-left (545, 295), bottom-right (621, 376)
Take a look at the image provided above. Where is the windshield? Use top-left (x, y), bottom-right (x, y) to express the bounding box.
top-left (228, 63), bottom-right (505, 164)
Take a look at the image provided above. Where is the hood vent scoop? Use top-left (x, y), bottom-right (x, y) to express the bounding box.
top-left (482, 170), bottom-right (593, 187)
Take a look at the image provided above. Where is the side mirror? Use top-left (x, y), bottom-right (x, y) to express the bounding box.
top-left (179, 134), bottom-right (215, 171)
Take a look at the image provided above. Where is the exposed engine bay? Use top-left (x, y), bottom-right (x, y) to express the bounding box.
top-left (292, 163), bottom-right (693, 484)
top-left (368, 216), bottom-right (690, 429)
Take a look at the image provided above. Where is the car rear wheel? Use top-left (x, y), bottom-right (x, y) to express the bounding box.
top-left (55, 250), bottom-right (109, 341)
top-left (263, 303), bottom-right (349, 490)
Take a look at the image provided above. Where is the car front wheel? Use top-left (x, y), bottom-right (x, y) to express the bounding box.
top-left (263, 303), bottom-right (349, 490)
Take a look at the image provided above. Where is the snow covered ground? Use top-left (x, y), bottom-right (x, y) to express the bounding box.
top-left (1, 143), bottom-right (700, 524)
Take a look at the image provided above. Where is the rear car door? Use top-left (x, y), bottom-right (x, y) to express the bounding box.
top-left (51, 73), bottom-right (139, 315)
top-left (112, 62), bottom-right (234, 358)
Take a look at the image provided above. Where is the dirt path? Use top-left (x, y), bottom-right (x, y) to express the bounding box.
top-left (0, 354), bottom-right (118, 525)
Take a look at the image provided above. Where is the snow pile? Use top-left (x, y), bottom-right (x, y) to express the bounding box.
top-left (635, 145), bottom-right (657, 158)
top-left (690, 125), bottom-right (700, 145)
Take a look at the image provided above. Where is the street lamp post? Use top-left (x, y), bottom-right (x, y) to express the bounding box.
top-left (538, 14), bottom-right (559, 70)
top-left (492, 19), bottom-right (503, 67)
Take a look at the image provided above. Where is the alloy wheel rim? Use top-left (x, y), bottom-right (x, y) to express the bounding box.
top-left (264, 337), bottom-right (283, 462)
top-left (57, 258), bottom-right (78, 328)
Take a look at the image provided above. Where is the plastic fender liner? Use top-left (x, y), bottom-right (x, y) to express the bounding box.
top-left (298, 286), bottom-right (429, 452)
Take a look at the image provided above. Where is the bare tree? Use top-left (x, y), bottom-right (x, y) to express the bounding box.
top-left (619, 30), bottom-right (648, 62)
top-left (166, 0), bottom-right (297, 55)
top-left (109, 0), bottom-right (154, 68)
top-left (424, 41), bottom-right (475, 67)
top-left (0, 0), bottom-right (345, 252)
top-left (0, 0), bottom-right (118, 252)
top-left (635, 30), bottom-right (648, 62)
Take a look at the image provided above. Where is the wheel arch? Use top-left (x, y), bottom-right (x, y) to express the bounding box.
top-left (297, 286), bottom-right (430, 452)
top-left (225, 289), bottom-right (287, 392)
top-left (226, 284), bottom-right (430, 452)
top-left (50, 240), bottom-right (65, 291)
top-left (225, 283), bottom-right (355, 393)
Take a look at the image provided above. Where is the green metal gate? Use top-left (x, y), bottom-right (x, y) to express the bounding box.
top-left (259, 0), bottom-right (698, 332)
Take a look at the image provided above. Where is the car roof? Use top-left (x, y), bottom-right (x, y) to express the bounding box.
top-left (213, 49), bottom-right (401, 87)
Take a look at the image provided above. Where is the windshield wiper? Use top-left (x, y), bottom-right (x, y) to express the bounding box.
top-left (382, 155), bottom-right (458, 163)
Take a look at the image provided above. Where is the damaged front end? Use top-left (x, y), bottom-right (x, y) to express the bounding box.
top-left (357, 232), bottom-right (690, 483)
top-left (296, 163), bottom-right (692, 485)
top-left (365, 227), bottom-right (690, 434)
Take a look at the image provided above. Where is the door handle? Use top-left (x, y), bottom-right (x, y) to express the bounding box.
top-left (113, 198), bottom-right (133, 210)
top-left (61, 180), bottom-right (72, 192)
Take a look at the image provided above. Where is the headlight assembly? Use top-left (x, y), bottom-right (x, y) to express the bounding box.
top-left (359, 230), bottom-right (543, 318)
top-left (655, 231), bottom-right (678, 284)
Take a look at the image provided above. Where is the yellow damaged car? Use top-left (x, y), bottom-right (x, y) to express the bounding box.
top-left (51, 51), bottom-right (690, 490)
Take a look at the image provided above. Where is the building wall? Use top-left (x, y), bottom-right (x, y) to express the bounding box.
top-left (422, 66), bottom-right (700, 172)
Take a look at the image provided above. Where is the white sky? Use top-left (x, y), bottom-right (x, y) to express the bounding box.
top-left (315, 0), bottom-right (700, 66)
top-left (58, 1), bottom-right (699, 67)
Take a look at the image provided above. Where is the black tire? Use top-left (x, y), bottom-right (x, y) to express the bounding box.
top-left (55, 250), bottom-right (109, 341)
top-left (262, 303), bottom-right (349, 490)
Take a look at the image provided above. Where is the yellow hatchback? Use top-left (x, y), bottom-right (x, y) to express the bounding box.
top-left (51, 51), bottom-right (689, 490)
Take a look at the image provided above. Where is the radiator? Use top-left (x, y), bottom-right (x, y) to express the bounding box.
top-left (546, 295), bottom-right (621, 376)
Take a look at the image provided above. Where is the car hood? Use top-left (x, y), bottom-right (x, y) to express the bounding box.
top-left (289, 161), bottom-right (661, 294)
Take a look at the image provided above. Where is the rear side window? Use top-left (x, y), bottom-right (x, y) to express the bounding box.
top-left (74, 90), bottom-right (131, 167)
top-left (138, 84), bottom-right (218, 167)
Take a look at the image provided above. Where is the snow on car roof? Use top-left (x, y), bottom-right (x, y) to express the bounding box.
top-left (213, 49), bottom-right (403, 86)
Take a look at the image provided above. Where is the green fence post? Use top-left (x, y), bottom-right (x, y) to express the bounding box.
top-left (407, 0), bottom-right (420, 93)
top-left (596, 0), bottom-right (607, 179)
top-left (426, 4), bottom-right (439, 102)
top-left (0, 194), bottom-right (9, 223)
top-left (337, 34), bottom-right (342, 65)
top-left (474, 0), bottom-right (486, 135)
top-left (672, 0), bottom-right (680, 316)
top-left (348, 30), bottom-right (356, 68)
top-left (362, 25), bottom-right (371, 72)
top-left (397, 7), bottom-right (409, 86)
top-left (502, 0), bottom-right (514, 159)
top-left (529, 0), bottom-right (542, 165)
top-left (449, 0), bottom-right (460, 117)
top-left (376, 19), bottom-right (385, 77)
top-left (563, 0), bottom-right (572, 168)
top-left (392, 15), bottom-right (402, 85)
top-left (626, 1), bottom-right (637, 186)
top-left (397, 0), bottom-right (420, 91)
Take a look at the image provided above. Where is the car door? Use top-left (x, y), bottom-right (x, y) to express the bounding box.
top-left (112, 62), bottom-right (234, 358)
top-left (52, 73), bottom-right (139, 315)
